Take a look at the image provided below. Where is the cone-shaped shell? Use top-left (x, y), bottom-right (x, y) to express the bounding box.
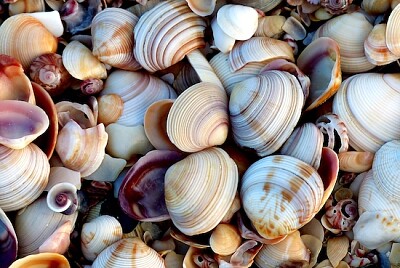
top-left (0, 13), bottom-right (58, 70)
top-left (55, 120), bottom-right (108, 177)
top-left (229, 71), bottom-right (304, 157)
top-left (134, 0), bottom-right (206, 72)
top-left (0, 100), bottom-right (49, 149)
top-left (240, 155), bottom-right (324, 241)
top-left (9, 253), bottom-right (70, 268)
top-left (62, 40), bottom-right (107, 80)
top-left (92, 237), bottom-right (165, 268)
top-left (332, 73), bottom-right (400, 152)
top-left (165, 147), bottom-right (238, 236)
top-left (0, 143), bottom-right (49, 211)
top-left (186, 0), bottom-right (216, 16)
top-left (166, 82), bottom-right (229, 153)
top-left (91, 8), bottom-right (141, 71)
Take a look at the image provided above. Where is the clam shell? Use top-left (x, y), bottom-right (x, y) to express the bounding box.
top-left (301, 234), bottom-right (323, 267)
top-left (365, 23), bottom-right (399, 66)
top-left (211, 16), bottom-right (236, 53)
top-left (0, 207), bottom-right (17, 267)
top-left (186, 0), bottom-right (216, 16)
top-left (165, 147), bottom-right (238, 236)
top-left (255, 15), bottom-right (286, 38)
top-left (166, 82), bottom-right (229, 152)
top-left (55, 120), bottom-right (108, 177)
top-left (133, 0), bottom-right (206, 72)
top-left (327, 236), bottom-right (349, 267)
top-left (0, 143), bottom-right (49, 211)
top-left (8, 0), bottom-right (45, 16)
top-left (92, 237), bottom-right (165, 268)
top-left (96, 94), bottom-right (124, 126)
top-left (209, 223), bottom-right (242, 256)
top-left (282, 16), bottom-right (307, 41)
top-left (229, 0), bottom-right (283, 12)
top-left (386, 4), bottom-right (400, 57)
top-left (81, 215), bottom-right (123, 261)
top-left (55, 100), bottom-right (97, 129)
top-left (229, 71), bottom-right (304, 157)
top-left (0, 13), bottom-right (58, 70)
top-left (240, 155), bottom-right (324, 241)
top-left (83, 154), bottom-right (127, 182)
top-left (9, 253), bottom-right (70, 268)
top-left (0, 100), bottom-right (49, 150)
top-left (62, 40), bottom-right (107, 80)
top-left (91, 8), bottom-right (141, 71)
top-left (338, 151), bottom-right (374, 173)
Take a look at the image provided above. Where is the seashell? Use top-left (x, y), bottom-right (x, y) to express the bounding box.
top-left (83, 154), bottom-right (127, 182)
top-left (38, 220), bottom-right (73, 254)
top-left (361, 0), bottom-right (390, 14)
top-left (45, 0), bottom-right (65, 11)
top-left (46, 182), bottom-right (79, 215)
top-left (14, 196), bottom-right (78, 257)
top-left (186, 0), bottom-right (216, 16)
top-left (364, 23), bottom-right (399, 66)
top-left (166, 82), bottom-right (229, 153)
top-left (97, 94), bottom-right (124, 126)
top-left (80, 78), bottom-right (104, 95)
top-left (254, 15), bottom-right (286, 38)
top-left (8, 0), bottom-right (45, 16)
top-left (55, 120), bottom-right (108, 177)
top-left (45, 167), bottom-right (81, 191)
top-left (56, 100), bottom-right (98, 129)
top-left (60, 0), bottom-right (101, 35)
top-left (229, 71), bottom-right (304, 157)
top-left (0, 54), bottom-right (35, 103)
top-left (254, 231), bottom-right (310, 268)
top-left (164, 251), bottom-right (184, 268)
top-left (282, 16), bottom-right (307, 41)
top-left (81, 215), bottom-right (123, 261)
top-left (210, 223), bottom-right (242, 256)
top-left (9, 253), bottom-right (70, 268)
top-left (165, 147), bottom-right (238, 236)
top-left (217, 240), bottom-right (262, 267)
top-left (100, 70), bottom-right (177, 127)
top-left (118, 150), bottom-right (184, 222)
top-left (172, 62), bottom-right (201, 94)
top-left (324, 198), bottom-right (358, 231)
top-left (312, 12), bottom-right (375, 73)
top-left (144, 99), bottom-right (179, 151)
top-left (338, 151), bottom-right (374, 173)
top-left (0, 100), bottom-right (49, 150)
top-left (133, 0), bottom-right (207, 73)
top-left (27, 10), bottom-right (64, 38)
top-left (334, 187), bottom-right (353, 202)
top-left (301, 234), bottom-right (323, 267)
top-left (62, 40), bottom-right (107, 80)
top-left (280, 123), bottom-right (324, 170)
top-left (315, 113), bottom-right (348, 153)
top-left (229, 37), bottom-right (295, 72)
top-left (299, 218), bottom-right (325, 242)
top-left (169, 225), bottom-right (210, 249)
top-left (320, 0), bottom-right (353, 14)
top-left (209, 52), bottom-right (266, 95)
top-left (183, 246), bottom-right (217, 268)
top-left (390, 243), bottom-right (400, 266)
top-left (0, 13), bottom-right (58, 70)
top-left (372, 140), bottom-right (400, 201)
top-left (105, 123), bottom-right (154, 161)
top-left (297, 37), bottom-right (341, 111)
top-left (0, 143), bottom-right (49, 211)
top-left (229, 0), bottom-right (283, 12)
top-left (386, 4), bottom-right (400, 57)
top-left (211, 16), bottom-right (236, 53)
top-left (327, 236), bottom-right (349, 267)
top-left (332, 73), bottom-right (400, 152)
top-left (92, 237), bottom-right (165, 267)
top-left (91, 8), bottom-right (141, 71)
top-left (127, 0), bottom-right (164, 17)
top-left (0, 207), bottom-right (17, 267)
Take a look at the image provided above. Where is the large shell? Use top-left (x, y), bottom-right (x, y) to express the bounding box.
top-left (332, 73), bottom-right (400, 152)
top-left (134, 0), bottom-right (206, 73)
top-left (386, 3), bottom-right (400, 57)
top-left (9, 253), bottom-right (70, 268)
top-left (91, 8), bottom-right (141, 71)
top-left (165, 147), bottom-right (238, 236)
top-left (0, 100), bottom-right (49, 150)
top-left (100, 70), bottom-right (176, 127)
top-left (0, 143), bottom-right (49, 211)
top-left (229, 71), bottom-right (304, 157)
top-left (0, 13), bottom-right (58, 70)
top-left (55, 120), bottom-right (108, 177)
top-left (312, 12), bottom-right (374, 73)
top-left (92, 237), bottom-right (165, 268)
top-left (240, 155), bottom-right (326, 242)
top-left (166, 82), bottom-right (229, 153)
top-left (0, 207), bottom-right (17, 267)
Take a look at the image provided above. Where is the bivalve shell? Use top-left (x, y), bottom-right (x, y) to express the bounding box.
top-left (365, 23), bottom-right (399, 66)
top-left (165, 147), bottom-right (238, 236)
top-left (92, 237), bottom-right (165, 268)
top-left (9, 253), bottom-right (70, 268)
top-left (386, 4), bottom-right (400, 57)
top-left (186, 0), bottom-right (216, 16)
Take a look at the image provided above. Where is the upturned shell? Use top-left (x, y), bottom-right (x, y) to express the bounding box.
top-left (55, 120), bottom-right (108, 177)
top-left (186, 0), bottom-right (216, 16)
top-left (91, 8), bottom-right (141, 71)
top-left (55, 100), bottom-right (97, 129)
top-left (0, 143), bottom-right (49, 211)
top-left (229, 71), bottom-right (304, 157)
top-left (81, 215), bottom-right (123, 261)
top-left (0, 100), bottom-right (49, 150)
top-left (166, 82), bottom-right (229, 153)
top-left (9, 253), bottom-right (70, 268)
top-left (332, 73), bottom-right (400, 152)
top-left (134, 0), bottom-right (206, 73)
top-left (92, 237), bottom-right (165, 268)
top-left (165, 147), bottom-right (238, 236)
top-left (0, 13), bottom-right (58, 70)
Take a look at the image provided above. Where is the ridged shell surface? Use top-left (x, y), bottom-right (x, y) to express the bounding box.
top-left (165, 147), bottom-right (238, 236)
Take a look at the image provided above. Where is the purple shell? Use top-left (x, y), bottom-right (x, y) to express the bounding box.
top-left (0, 209), bottom-right (17, 268)
top-left (118, 150), bottom-right (185, 222)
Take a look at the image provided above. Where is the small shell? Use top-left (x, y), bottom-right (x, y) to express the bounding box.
top-left (0, 100), bottom-right (49, 149)
top-left (301, 234), bottom-right (323, 267)
top-left (81, 215), bottom-right (123, 261)
top-left (9, 253), bottom-right (70, 268)
top-left (299, 218), bottom-right (325, 242)
top-left (56, 101), bottom-right (97, 129)
top-left (327, 236), bottom-right (349, 267)
top-left (92, 237), bottom-right (165, 268)
top-left (83, 154), bottom-right (127, 182)
top-left (96, 94), bottom-right (124, 126)
top-left (211, 17), bottom-right (236, 53)
top-left (186, 0), bottom-right (216, 16)
top-left (62, 40), bottom-right (107, 80)
top-left (338, 151), bottom-right (374, 173)
top-left (282, 16), bottom-right (307, 41)
top-left (55, 120), bottom-right (108, 177)
top-left (8, 0), bottom-right (45, 15)
top-left (229, 0), bottom-right (283, 12)
top-left (210, 223), bottom-right (242, 256)
top-left (46, 182), bottom-right (79, 215)
top-left (254, 15), bottom-right (286, 38)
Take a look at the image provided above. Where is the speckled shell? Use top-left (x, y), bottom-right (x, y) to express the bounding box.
top-left (92, 238), bottom-right (165, 268)
top-left (240, 155), bottom-right (324, 242)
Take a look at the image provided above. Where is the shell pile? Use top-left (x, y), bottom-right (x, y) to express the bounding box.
top-left (1, 0), bottom-right (400, 267)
